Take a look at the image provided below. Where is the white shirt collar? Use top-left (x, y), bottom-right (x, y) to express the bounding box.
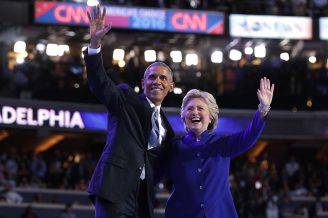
top-left (146, 97), bottom-right (161, 111)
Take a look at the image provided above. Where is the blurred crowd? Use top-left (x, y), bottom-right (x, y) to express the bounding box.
top-left (229, 154), bottom-right (327, 217)
top-left (0, 148), bottom-right (97, 195)
top-left (1, 48), bottom-right (327, 110)
top-left (0, 146), bottom-right (327, 217)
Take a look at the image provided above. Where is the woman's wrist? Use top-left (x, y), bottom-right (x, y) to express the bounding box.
top-left (258, 103), bottom-right (271, 117)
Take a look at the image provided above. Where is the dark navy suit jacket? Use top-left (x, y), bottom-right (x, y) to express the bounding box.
top-left (165, 110), bottom-right (265, 218)
top-left (84, 52), bottom-right (174, 217)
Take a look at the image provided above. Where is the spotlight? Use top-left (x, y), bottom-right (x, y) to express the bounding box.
top-left (46, 43), bottom-right (59, 56)
top-left (254, 44), bottom-right (266, 58)
top-left (211, 51), bottom-right (223, 63)
top-left (16, 56), bottom-right (25, 64)
top-left (185, 53), bottom-right (198, 66)
top-left (134, 86), bottom-right (140, 93)
top-left (113, 49), bottom-right (125, 61)
top-left (280, 52), bottom-right (289, 61)
top-left (244, 47), bottom-right (253, 55)
top-left (157, 51), bottom-right (166, 61)
top-left (144, 50), bottom-right (156, 62)
top-left (58, 44), bottom-right (69, 56)
top-left (309, 56), bottom-right (316, 63)
top-left (118, 60), bottom-right (126, 68)
top-left (229, 49), bottom-right (242, 61)
top-left (36, 43), bottom-right (46, 53)
top-left (173, 87), bottom-right (182, 94)
top-left (14, 41), bottom-right (26, 53)
top-left (87, 0), bottom-right (99, 7)
top-left (170, 50), bottom-right (182, 63)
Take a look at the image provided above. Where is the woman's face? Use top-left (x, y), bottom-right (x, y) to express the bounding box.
top-left (183, 97), bottom-right (211, 136)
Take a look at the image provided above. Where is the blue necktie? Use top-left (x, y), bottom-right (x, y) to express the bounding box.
top-left (148, 107), bottom-right (160, 149)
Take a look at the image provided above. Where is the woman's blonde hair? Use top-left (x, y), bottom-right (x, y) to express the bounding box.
top-left (181, 89), bottom-right (219, 132)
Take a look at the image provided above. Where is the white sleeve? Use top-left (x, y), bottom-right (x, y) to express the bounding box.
top-left (87, 45), bottom-right (101, 55)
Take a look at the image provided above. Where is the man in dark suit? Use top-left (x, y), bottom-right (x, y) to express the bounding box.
top-left (84, 5), bottom-right (175, 218)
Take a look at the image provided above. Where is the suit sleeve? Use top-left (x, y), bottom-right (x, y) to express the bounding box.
top-left (84, 52), bottom-right (124, 114)
top-left (213, 110), bottom-right (266, 158)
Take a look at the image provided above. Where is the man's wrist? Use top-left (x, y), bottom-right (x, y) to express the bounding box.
top-left (90, 39), bottom-right (101, 49)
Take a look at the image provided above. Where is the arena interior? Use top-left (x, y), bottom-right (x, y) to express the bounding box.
top-left (0, 0), bottom-right (327, 217)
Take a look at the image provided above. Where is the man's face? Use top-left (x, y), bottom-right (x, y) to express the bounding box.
top-left (141, 66), bottom-right (174, 106)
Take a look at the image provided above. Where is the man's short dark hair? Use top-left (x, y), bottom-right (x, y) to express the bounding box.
top-left (144, 62), bottom-right (173, 79)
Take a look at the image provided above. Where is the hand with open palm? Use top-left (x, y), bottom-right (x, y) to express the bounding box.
top-left (257, 77), bottom-right (274, 111)
top-left (87, 4), bottom-right (111, 49)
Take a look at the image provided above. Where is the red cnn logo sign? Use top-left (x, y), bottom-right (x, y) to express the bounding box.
top-left (171, 12), bottom-right (207, 31)
top-left (54, 5), bottom-right (90, 24)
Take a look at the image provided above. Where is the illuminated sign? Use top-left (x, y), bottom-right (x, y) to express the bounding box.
top-left (0, 106), bottom-right (84, 129)
top-left (319, 17), bottom-right (328, 40)
top-left (229, 14), bottom-right (312, 39)
top-left (34, 1), bottom-right (224, 35)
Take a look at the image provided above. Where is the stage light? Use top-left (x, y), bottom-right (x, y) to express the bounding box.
top-left (58, 44), bottom-right (69, 56)
top-left (36, 43), bottom-right (46, 53)
top-left (173, 87), bottom-right (183, 94)
top-left (87, 0), bottom-right (99, 7)
top-left (185, 53), bottom-right (198, 66)
top-left (309, 56), bottom-right (316, 63)
top-left (134, 86), bottom-right (140, 93)
top-left (211, 51), bottom-right (223, 63)
top-left (170, 50), bottom-right (182, 63)
top-left (254, 44), bottom-right (266, 58)
top-left (144, 50), bottom-right (156, 62)
top-left (46, 44), bottom-right (69, 56)
top-left (244, 46), bottom-right (253, 55)
top-left (20, 51), bottom-right (28, 58)
top-left (16, 56), bottom-right (25, 64)
top-left (74, 83), bottom-right (80, 88)
top-left (157, 51), bottom-right (165, 61)
top-left (46, 43), bottom-right (59, 56)
top-left (118, 60), bottom-right (126, 68)
top-left (14, 41), bottom-right (26, 53)
top-left (280, 52), bottom-right (289, 61)
top-left (113, 49), bottom-right (125, 61)
top-left (229, 49), bottom-right (242, 61)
